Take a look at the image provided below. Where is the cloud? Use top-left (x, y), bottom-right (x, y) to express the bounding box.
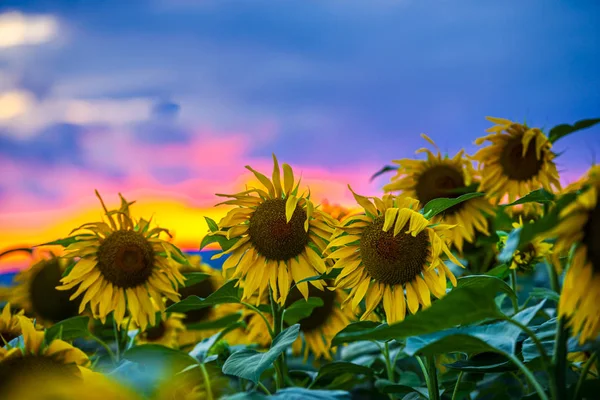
top-left (0, 11), bottom-right (59, 48)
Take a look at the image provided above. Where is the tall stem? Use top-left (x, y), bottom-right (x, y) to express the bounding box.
top-left (270, 289), bottom-right (285, 390)
top-left (427, 355), bottom-right (440, 400)
top-left (552, 317), bottom-right (568, 400)
top-left (451, 371), bottom-right (464, 400)
top-left (383, 341), bottom-right (395, 382)
top-left (510, 268), bottom-right (519, 314)
top-left (199, 363), bottom-right (214, 400)
top-left (505, 353), bottom-right (549, 400)
top-left (113, 318), bottom-right (121, 362)
top-left (573, 353), bottom-right (598, 400)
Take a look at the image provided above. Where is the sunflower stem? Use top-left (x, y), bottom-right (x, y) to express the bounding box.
top-left (573, 352), bottom-right (598, 400)
top-left (426, 355), bottom-right (440, 400)
top-left (510, 268), bottom-right (519, 313)
top-left (546, 259), bottom-right (560, 294)
top-left (257, 382), bottom-right (272, 395)
top-left (505, 352), bottom-right (549, 400)
top-left (113, 317), bottom-right (121, 362)
top-left (242, 302), bottom-right (275, 338)
top-left (382, 341), bottom-right (395, 383)
top-left (552, 317), bottom-right (568, 400)
top-left (270, 289), bottom-right (286, 390)
top-left (199, 362), bottom-right (214, 400)
top-left (451, 371), bottom-right (464, 400)
top-left (89, 333), bottom-right (117, 364)
top-left (504, 317), bottom-right (551, 372)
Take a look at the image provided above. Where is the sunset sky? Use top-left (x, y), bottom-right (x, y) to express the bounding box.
top-left (1, 0), bottom-right (599, 272)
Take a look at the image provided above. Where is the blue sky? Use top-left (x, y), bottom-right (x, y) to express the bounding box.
top-left (0, 0), bottom-right (599, 210)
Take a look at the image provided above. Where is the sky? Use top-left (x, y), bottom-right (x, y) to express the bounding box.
top-left (0, 0), bottom-right (599, 271)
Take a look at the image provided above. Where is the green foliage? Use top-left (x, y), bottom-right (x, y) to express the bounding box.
top-left (506, 189), bottom-right (555, 206)
top-left (222, 324), bottom-right (300, 383)
top-left (422, 192), bottom-right (485, 219)
top-left (283, 297), bottom-right (324, 326)
top-left (166, 279), bottom-right (241, 313)
top-left (182, 272), bottom-right (211, 287)
top-left (204, 216), bottom-right (220, 232)
top-left (548, 118), bottom-right (600, 143)
top-left (45, 316), bottom-right (90, 343)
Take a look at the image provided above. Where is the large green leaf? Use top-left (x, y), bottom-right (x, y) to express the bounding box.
top-left (332, 276), bottom-right (510, 345)
top-left (270, 388), bottom-right (351, 400)
top-left (521, 318), bottom-right (593, 362)
top-left (403, 300), bottom-right (546, 356)
top-left (312, 362), bottom-right (374, 387)
top-left (548, 118), bottom-right (600, 143)
top-left (166, 280), bottom-right (241, 313)
top-left (506, 189), bottom-right (555, 206)
top-left (375, 380), bottom-right (431, 398)
top-left (204, 216), bottom-right (219, 232)
top-left (423, 192), bottom-right (485, 219)
top-left (199, 234), bottom-right (239, 251)
top-left (123, 344), bottom-right (198, 372)
top-left (222, 324), bottom-right (300, 383)
top-left (444, 352), bottom-right (516, 373)
top-left (45, 316), bottom-right (90, 343)
top-left (182, 272), bottom-right (211, 287)
top-left (283, 297), bottom-right (324, 326)
top-left (186, 312), bottom-right (243, 331)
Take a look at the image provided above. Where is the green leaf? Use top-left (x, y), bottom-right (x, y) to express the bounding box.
top-left (312, 362), bottom-right (374, 386)
top-left (270, 388), bottom-right (352, 400)
top-left (166, 280), bottom-right (241, 313)
top-left (548, 118), bottom-right (600, 143)
top-left (283, 297), bottom-right (324, 326)
top-left (182, 272), bottom-right (211, 287)
top-left (505, 189), bottom-right (555, 206)
top-left (186, 312), bottom-right (243, 331)
top-left (375, 380), bottom-right (437, 398)
top-left (332, 276), bottom-right (509, 345)
top-left (37, 236), bottom-right (80, 248)
top-left (403, 300), bottom-right (546, 357)
top-left (423, 192), bottom-right (485, 219)
top-left (123, 344), bottom-right (198, 372)
top-left (45, 316), bottom-right (90, 343)
top-left (521, 318), bottom-right (593, 362)
top-left (204, 216), bottom-right (220, 233)
top-left (222, 324), bottom-right (300, 383)
top-left (199, 234), bottom-right (239, 251)
top-left (444, 352), bottom-right (516, 373)
top-left (528, 287), bottom-right (560, 303)
top-left (369, 165), bottom-right (398, 182)
top-left (486, 264), bottom-right (510, 279)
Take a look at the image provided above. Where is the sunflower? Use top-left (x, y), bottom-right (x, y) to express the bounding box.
top-left (173, 256), bottom-right (247, 349)
top-left (568, 352), bottom-right (598, 378)
top-left (326, 188), bottom-right (463, 324)
top-left (0, 303), bottom-right (24, 345)
top-left (9, 250), bottom-right (81, 327)
top-left (135, 312), bottom-right (186, 349)
top-left (246, 283), bottom-right (354, 361)
top-left (211, 154), bottom-right (335, 305)
top-left (499, 217), bottom-right (553, 272)
top-left (56, 191), bottom-right (186, 332)
top-left (0, 316), bottom-right (90, 398)
top-left (383, 134), bottom-right (495, 253)
top-left (472, 117), bottom-right (561, 204)
top-left (552, 165), bottom-right (600, 344)
top-left (320, 199), bottom-right (361, 222)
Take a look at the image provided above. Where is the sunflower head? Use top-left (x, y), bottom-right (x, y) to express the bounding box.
top-left (135, 312), bottom-right (186, 349)
top-left (383, 134), bottom-right (495, 253)
top-left (498, 217), bottom-right (552, 272)
top-left (212, 154), bottom-right (334, 306)
top-left (551, 165), bottom-right (600, 344)
top-left (55, 191), bottom-right (186, 331)
top-left (10, 250), bottom-right (81, 326)
top-left (0, 317), bottom-right (90, 397)
top-left (472, 117), bottom-right (561, 204)
top-left (326, 187), bottom-right (463, 324)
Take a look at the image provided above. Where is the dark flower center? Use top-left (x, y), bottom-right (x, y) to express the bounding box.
top-left (29, 259), bottom-right (81, 323)
top-left (583, 193), bottom-right (600, 274)
top-left (97, 230), bottom-right (155, 288)
top-left (360, 217), bottom-right (430, 286)
top-left (248, 199), bottom-right (309, 261)
top-left (499, 127), bottom-right (545, 181)
top-left (0, 355), bottom-right (80, 395)
top-left (0, 330), bottom-right (18, 345)
top-left (168, 273), bottom-right (215, 323)
top-left (143, 321), bottom-right (167, 341)
top-left (415, 165), bottom-right (466, 214)
top-left (284, 283), bottom-right (337, 332)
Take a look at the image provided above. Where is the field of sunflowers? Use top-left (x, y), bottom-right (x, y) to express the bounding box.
top-left (0, 116), bottom-right (599, 400)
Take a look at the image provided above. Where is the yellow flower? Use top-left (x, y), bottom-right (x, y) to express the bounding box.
top-left (500, 217), bottom-right (552, 272)
top-left (0, 303), bottom-right (24, 345)
top-left (568, 352), bottom-right (598, 377)
top-left (0, 317), bottom-right (90, 398)
top-left (212, 155), bottom-right (336, 305)
top-left (246, 284), bottom-right (355, 361)
top-left (327, 187), bottom-right (463, 324)
top-left (135, 312), bottom-right (186, 349)
top-left (56, 191), bottom-right (186, 332)
top-left (383, 134), bottom-right (495, 253)
top-left (552, 165), bottom-right (600, 344)
top-left (472, 117), bottom-right (561, 204)
top-left (9, 250), bottom-right (81, 326)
